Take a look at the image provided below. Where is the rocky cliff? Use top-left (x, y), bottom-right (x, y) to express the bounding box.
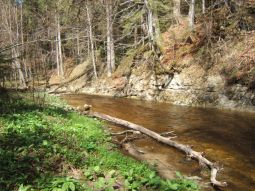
top-left (75, 63), bottom-right (255, 112)
top-left (49, 19), bottom-right (255, 112)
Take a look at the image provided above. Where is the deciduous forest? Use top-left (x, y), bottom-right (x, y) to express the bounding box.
top-left (0, 0), bottom-right (254, 191)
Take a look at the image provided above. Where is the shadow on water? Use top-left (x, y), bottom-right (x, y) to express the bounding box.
top-left (63, 94), bottom-right (255, 191)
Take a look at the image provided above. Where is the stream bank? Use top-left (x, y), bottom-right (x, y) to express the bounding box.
top-left (49, 26), bottom-right (255, 113)
top-left (63, 93), bottom-right (255, 191)
top-left (49, 55), bottom-right (255, 113)
top-left (79, 64), bottom-right (255, 112)
top-left (0, 92), bottom-right (199, 191)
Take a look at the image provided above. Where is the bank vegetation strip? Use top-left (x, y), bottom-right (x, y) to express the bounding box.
top-left (0, 92), bottom-right (199, 191)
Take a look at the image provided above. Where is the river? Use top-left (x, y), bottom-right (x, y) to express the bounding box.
top-left (62, 94), bottom-right (255, 191)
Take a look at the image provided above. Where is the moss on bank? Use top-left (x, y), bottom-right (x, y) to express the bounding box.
top-left (0, 92), bottom-right (199, 191)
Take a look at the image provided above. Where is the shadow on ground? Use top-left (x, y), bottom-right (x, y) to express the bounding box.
top-left (0, 90), bottom-right (69, 190)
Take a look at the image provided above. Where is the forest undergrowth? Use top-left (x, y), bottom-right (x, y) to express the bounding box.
top-left (0, 91), bottom-right (199, 191)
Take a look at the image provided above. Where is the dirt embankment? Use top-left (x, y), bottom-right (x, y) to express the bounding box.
top-left (49, 12), bottom-right (255, 112)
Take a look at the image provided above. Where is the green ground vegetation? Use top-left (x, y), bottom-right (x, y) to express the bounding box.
top-left (0, 91), bottom-right (199, 191)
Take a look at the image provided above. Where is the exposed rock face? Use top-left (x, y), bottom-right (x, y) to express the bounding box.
top-left (49, 58), bottom-right (255, 112)
top-left (77, 63), bottom-right (255, 112)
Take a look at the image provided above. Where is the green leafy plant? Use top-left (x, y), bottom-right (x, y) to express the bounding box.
top-left (0, 93), bottom-right (199, 191)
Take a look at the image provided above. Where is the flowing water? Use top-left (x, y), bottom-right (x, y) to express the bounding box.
top-left (62, 94), bottom-right (255, 191)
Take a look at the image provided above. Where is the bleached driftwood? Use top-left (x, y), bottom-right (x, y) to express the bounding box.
top-left (91, 111), bottom-right (227, 188)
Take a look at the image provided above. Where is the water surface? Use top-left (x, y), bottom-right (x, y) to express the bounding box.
top-left (63, 94), bottom-right (255, 191)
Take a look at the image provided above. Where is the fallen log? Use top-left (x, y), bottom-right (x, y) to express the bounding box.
top-left (90, 111), bottom-right (227, 188)
top-left (49, 69), bottom-right (91, 93)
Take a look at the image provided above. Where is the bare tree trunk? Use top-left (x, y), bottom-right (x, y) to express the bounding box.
top-left (20, 3), bottom-right (28, 80)
top-left (106, 0), bottom-right (112, 77)
top-left (76, 30), bottom-right (80, 63)
top-left (189, 0), bottom-right (195, 31)
top-left (106, 0), bottom-right (115, 77)
top-left (55, 35), bottom-right (60, 76)
top-left (14, 5), bottom-right (25, 87)
top-left (106, 0), bottom-right (111, 77)
top-left (110, 34), bottom-right (115, 72)
top-left (87, 30), bottom-right (91, 57)
top-left (14, 51), bottom-right (26, 87)
top-left (173, 0), bottom-right (181, 23)
top-left (9, 4), bottom-right (26, 88)
top-left (144, 0), bottom-right (154, 43)
top-left (28, 53), bottom-right (32, 80)
top-left (141, 16), bottom-right (146, 46)
top-left (57, 15), bottom-right (64, 77)
top-left (86, 3), bottom-right (98, 79)
top-left (202, 0), bottom-right (205, 13)
top-left (134, 24), bottom-right (138, 46)
top-left (143, 0), bottom-right (162, 51)
top-left (153, 6), bottom-right (161, 48)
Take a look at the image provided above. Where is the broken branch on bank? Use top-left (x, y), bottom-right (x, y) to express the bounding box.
top-left (111, 130), bottom-right (141, 136)
top-left (90, 111), bottom-right (227, 188)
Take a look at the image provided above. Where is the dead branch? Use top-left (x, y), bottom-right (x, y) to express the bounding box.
top-left (111, 130), bottom-right (141, 136)
top-left (123, 142), bottom-right (145, 155)
top-left (160, 131), bottom-right (176, 137)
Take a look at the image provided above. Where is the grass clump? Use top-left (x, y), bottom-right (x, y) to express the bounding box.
top-left (0, 92), bottom-right (199, 191)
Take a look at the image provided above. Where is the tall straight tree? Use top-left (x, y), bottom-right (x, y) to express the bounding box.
top-left (1, 0), bottom-right (26, 87)
top-left (189, 0), bottom-right (195, 30)
top-left (86, 1), bottom-right (97, 79)
top-left (173, 0), bottom-right (181, 23)
top-left (56, 14), bottom-right (64, 77)
top-left (144, 0), bottom-right (162, 51)
top-left (202, 0), bottom-right (205, 13)
top-left (106, 0), bottom-right (115, 77)
top-left (19, 1), bottom-right (28, 79)
top-left (144, 0), bottom-right (154, 43)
